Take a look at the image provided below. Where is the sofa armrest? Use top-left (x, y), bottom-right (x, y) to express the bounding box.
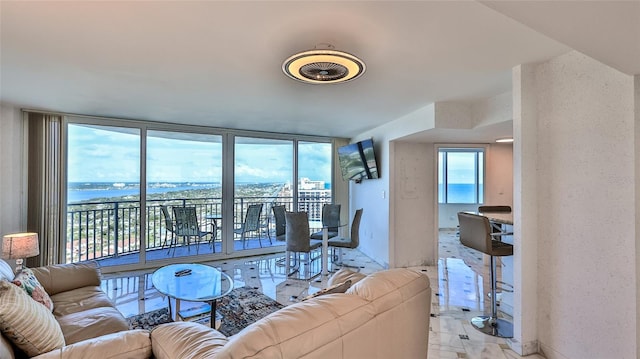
top-left (31, 262), bottom-right (101, 295)
top-left (151, 322), bottom-right (228, 359)
top-left (32, 330), bottom-right (151, 359)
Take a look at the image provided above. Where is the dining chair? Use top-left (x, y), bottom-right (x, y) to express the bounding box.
top-left (327, 208), bottom-right (363, 267)
top-left (234, 204), bottom-right (264, 249)
top-left (271, 205), bottom-right (287, 242)
top-left (457, 211), bottom-right (513, 338)
top-left (285, 211), bottom-right (322, 280)
top-left (172, 207), bottom-right (215, 255)
top-left (310, 203), bottom-right (341, 240)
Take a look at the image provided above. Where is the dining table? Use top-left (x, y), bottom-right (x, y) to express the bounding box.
top-left (309, 220), bottom-right (347, 276)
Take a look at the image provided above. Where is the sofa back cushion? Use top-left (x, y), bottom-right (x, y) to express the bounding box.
top-left (31, 262), bottom-right (101, 296)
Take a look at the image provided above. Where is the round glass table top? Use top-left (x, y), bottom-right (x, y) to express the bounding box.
top-left (151, 263), bottom-right (233, 302)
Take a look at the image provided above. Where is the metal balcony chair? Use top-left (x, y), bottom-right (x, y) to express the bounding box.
top-left (310, 203), bottom-right (341, 240)
top-left (457, 211), bottom-right (514, 338)
top-left (285, 211), bottom-right (322, 280)
top-left (234, 204), bottom-right (264, 249)
top-left (172, 206), bottom-right (215, 256)
top-left (160, 205), bottom-right (176, 250)
top-left (271, 205), bottom-right (287, 242)
top-left (327, 208), bottom-right (363, 268)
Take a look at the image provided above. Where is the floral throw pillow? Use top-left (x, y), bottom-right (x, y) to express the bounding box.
top-left (12, 268), bottom-right (54, 312)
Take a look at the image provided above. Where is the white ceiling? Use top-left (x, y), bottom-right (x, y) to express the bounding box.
top-left (1, 1), bottom-right (637, 141)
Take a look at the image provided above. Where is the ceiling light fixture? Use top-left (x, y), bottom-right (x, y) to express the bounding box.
top-left (282, 43), bottom-right (366, 84)
top-left (496, 138), bottom-right (514, 143)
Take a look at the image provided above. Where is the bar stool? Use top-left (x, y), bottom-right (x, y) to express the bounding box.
top-left (457, 212), bottom-right (514, 338)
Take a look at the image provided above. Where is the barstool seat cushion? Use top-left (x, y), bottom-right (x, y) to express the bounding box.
top-left (489, 240), bottom-right (513, 257)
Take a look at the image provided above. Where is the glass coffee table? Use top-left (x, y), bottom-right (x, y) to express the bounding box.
top-left (151, 263), bottom-right (233, 328)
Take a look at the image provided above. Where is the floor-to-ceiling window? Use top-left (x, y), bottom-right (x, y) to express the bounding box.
top-left (66, 123), bottom-right (141, 266)
top-left (146, 130), bottom-right (222, 261)
top-left (297, 141), bottom-right (333, 233)
top-left (63, 117), bottom-right (334, 271)
top-left (233, 137), bottom-right (293, 252)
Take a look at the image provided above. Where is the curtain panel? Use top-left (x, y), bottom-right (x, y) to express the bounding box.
top-left (26, 112), bottom-right (64, 267)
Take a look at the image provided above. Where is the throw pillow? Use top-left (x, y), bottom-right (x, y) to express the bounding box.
top-left (302, 279), bottom-right (352, 301)
top-left (12, 268), bottom-right (54, 311)
top-left (327, 268), bottom-right (367, 288)
top-left (0, 280), bottom-right (65, 356)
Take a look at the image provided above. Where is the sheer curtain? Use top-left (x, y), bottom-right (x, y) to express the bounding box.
top-left (26, 112), bottom-right (64, 267)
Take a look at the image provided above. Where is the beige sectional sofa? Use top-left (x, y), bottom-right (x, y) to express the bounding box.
top-left (152, 268), bottom-right (431, 359)
top-left (1, 260), bottom-right (430, 359)
top-left (0, 260), bottom-right (151, 359)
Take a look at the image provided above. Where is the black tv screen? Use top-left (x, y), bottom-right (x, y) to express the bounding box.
top-left (338, 139), bottom-right (379, 182)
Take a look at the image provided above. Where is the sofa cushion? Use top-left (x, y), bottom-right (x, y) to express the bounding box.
top-left (151, 322), bottom-right (228, 359)
top-left (31, 262), bottom-right (101, 296)
top-left (50, 286), bottom-right (116, 317)
top-left (33, 329), bottom-right (152, 359)
top-left (57, 306), bottom-right (129, 345)
top-left (12, 268), bottom-right (54, 311)
top-left (0, 280), bottom-right (65, 357)
top-left (0, 260), bottom-right (14, 281)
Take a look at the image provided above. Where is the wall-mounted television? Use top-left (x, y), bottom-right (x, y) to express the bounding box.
top-left (337, 139), bottom-right (379, 183)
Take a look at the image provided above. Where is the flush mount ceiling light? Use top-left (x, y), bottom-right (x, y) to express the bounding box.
top-left (496, 138), bottom-right (514, 143)
top-left (282, 44), bottom-right (366, 84)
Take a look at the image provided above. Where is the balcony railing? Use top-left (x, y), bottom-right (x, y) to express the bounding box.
top-left (66, 196), bottom-right (330, 264)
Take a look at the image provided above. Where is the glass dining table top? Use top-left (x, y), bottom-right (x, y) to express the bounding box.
top-left (151, 263), bottom-right (233, 302)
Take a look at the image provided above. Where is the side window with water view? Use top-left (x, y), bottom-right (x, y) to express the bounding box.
top-left (438, 148), bottom-right (484, 204)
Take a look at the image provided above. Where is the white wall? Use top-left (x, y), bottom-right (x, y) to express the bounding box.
top-left (390, 141), bottom-right (435, 267)
top-left (518, 51), bottom-right (637, 359)
top-left (485, 143), bottom-right (513, 206)
top-left (351, 104), bottom-right (437, 268)
top-left (0, 103), bottom-right (26, 242)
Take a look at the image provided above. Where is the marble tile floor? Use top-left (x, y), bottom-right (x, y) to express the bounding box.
top-left (101, 231), bottom-right (545, 359)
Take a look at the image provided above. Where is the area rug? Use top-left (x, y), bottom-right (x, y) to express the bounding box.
top-left (127, 286), bottom-right (285, 337)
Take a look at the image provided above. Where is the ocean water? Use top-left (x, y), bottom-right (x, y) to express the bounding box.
top-left (439, 183), bottom-right (484, 203)
top-left (67, 183), bottom-right (220, 203)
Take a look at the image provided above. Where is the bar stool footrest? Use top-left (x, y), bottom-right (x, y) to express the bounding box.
top-left (470, 315), bottom-right (513, 338)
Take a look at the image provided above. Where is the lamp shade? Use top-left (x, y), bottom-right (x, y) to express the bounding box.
top-left (2, 232), bottom-right (40, 259)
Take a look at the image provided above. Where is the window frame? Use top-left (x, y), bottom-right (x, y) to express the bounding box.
top-left (62, 114), bottom-right (337, 272)
top-left (437, 146), bottom-right (486, 205)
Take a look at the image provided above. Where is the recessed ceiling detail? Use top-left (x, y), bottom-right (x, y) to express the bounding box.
top-left (282, 44), bottom-right (366, 84)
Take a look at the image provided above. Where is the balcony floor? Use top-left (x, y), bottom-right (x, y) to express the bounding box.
top-left (96, 236), bottom-right (284, 267)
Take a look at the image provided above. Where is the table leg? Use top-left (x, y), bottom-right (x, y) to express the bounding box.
top-left (210, 299), bottom-right (217, 329)
top-left (322, 227), bottom-right (328, 276)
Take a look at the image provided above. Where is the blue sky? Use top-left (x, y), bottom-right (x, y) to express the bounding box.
top-left (68, 124), bottom-right (332, 184)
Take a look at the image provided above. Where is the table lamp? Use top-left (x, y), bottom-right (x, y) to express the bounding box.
top-left (2, 232), bottom-right (40, 273)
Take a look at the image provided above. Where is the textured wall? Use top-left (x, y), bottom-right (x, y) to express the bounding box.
top-left (532, 51), bottom-right (635, 359)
